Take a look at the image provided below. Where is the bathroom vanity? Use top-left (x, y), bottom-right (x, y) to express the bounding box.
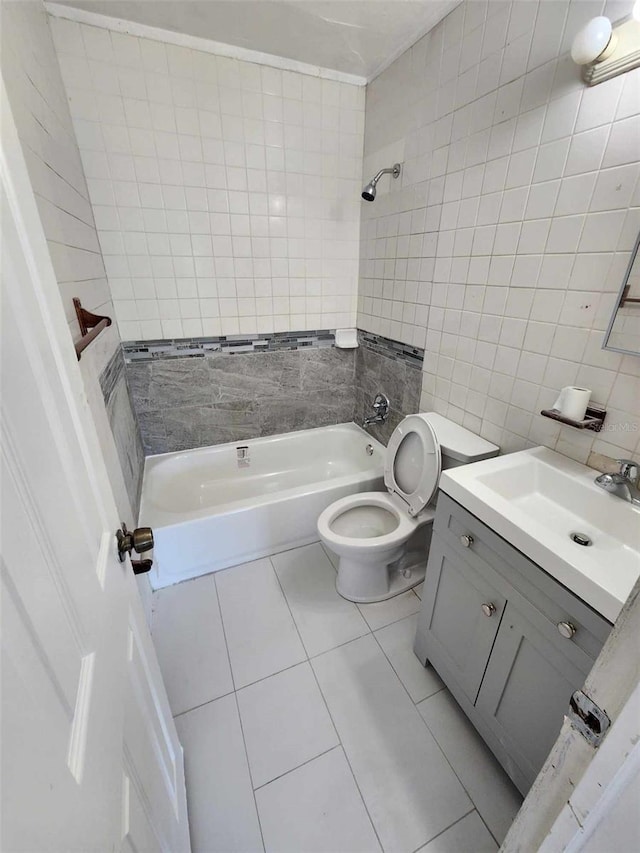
top-left (413, 446), bottom-right (640, 795)
top-left (414, 492), bottom-right (612, 794)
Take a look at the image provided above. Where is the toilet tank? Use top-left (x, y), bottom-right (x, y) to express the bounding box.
top-left (421, 413), bottom-right (499, 470)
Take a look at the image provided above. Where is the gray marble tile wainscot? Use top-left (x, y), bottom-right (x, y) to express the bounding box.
top-left (355, 331), bottom-right (424, 445)
top-left (99, 348), bottom-right (145, 515)
top-left (126, 346), bottom-right (357, 455)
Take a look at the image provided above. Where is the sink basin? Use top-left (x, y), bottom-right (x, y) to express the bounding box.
top-left (440, 446), bottom-right (640, 622)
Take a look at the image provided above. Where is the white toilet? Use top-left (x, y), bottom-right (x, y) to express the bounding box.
top-left (317, 413), bottom-right (499, 603)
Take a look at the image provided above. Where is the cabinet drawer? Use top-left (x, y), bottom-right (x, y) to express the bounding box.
top-left (434, 491), bottom-right (611, 663)
top-left (418, 534), bottom-right (506, 703)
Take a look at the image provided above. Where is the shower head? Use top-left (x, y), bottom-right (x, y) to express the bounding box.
top-left (361, 163), bottom-right (401, 201)
top-left (361, 182), bottom-right (377, 202)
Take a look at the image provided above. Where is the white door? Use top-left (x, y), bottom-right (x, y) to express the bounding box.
top-left (0, 82), bottom-right (190, 852)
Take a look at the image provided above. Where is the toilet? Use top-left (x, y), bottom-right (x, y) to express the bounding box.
top-left (317, 413), bottom-right (499, 603)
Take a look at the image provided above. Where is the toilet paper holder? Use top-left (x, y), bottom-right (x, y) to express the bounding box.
top-left (540, 404), bottom-right (607, 431)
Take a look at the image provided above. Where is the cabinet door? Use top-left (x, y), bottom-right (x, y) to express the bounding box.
top-left (418, 535), bottom-right (506, 703)
top-left (476, 598), bottom-right (596, 793)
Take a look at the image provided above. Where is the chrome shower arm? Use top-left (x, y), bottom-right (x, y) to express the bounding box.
top-left (361, 163), bottom-right (401, 201)
top-left (372, 164), bottom-right (401, 183)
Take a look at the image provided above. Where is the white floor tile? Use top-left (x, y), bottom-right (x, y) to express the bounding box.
top-left (256, 747), bottom-right (381, 853)
top-left (357, 588), bottom-right (421, 631)
top-left (312, 635), bottom-right (472, 853)
top-left (237, 662), bottom-right (338, 788)
top-left (271, 543), bottom-right (369, 657)
top-left (320, 541), bottom-right (339, 570)
top-left (417, 690), bottom-right (522, 844)
top-left (175, 694), bottom-right (263, 853)
top-left (374, 613), bottom-right (444, 703)
top-left (416, 811), bottom-right (498, 852)
top-left (216, 558), bottom-right (306, 688)
top-left (152, 574), bottom-right (233, 716)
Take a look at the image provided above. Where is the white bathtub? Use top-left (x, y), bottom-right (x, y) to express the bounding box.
top-left (140, 423), bottom-right (385, 589)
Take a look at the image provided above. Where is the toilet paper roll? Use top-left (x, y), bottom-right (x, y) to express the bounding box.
top-left (335, 328), bottom-right (359, 348)
top-left (553, 386), bottom-right (591, 421)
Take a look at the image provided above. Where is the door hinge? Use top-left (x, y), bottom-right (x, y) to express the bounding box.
top-left (568, 690), bottom-right (610, 747)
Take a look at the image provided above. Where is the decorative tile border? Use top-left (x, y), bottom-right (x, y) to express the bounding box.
top-left (122, 330), bottom-right (336, 363)
top-left (358, 330), bottom-right (424, 370)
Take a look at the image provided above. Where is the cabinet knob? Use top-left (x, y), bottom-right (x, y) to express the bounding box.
top-left (557, 621), bottom-right (577, 639)
top-left (481, 602), bottom-right (496, 617)
top-left (460, 534), bottom-right (474, 548)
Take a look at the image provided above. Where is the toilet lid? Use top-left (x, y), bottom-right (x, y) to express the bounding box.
top-left (384, 415), bottom-right (441, 516)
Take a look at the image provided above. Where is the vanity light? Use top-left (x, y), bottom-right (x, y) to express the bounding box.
top-left (571, 4), bottom-right (640, 85)
top-left (570, 16), bottom-right (616, 65)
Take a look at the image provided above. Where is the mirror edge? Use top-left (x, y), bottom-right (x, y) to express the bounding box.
top-left (602, 229), bottom-right (640, 356)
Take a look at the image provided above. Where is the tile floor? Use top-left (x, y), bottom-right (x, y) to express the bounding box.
top-left (152, 542), bottom-right (522, 853)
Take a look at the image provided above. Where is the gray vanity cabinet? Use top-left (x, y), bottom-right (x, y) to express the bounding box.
top-left (419, 536), bottom-right (506, 704)
top-left (415, 492), bottom-right (612, 795)
top-left (474, 598), bottom-right (596, 788)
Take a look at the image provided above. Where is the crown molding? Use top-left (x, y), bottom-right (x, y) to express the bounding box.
top-left (45, 2), bottom-right (367, 87)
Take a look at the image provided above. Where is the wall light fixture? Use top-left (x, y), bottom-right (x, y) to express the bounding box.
top-left (571, 2), bottom-right (640, 85)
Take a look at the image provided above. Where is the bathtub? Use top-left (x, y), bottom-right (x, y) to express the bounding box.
top-left (140, 423), bottom-right (385, 589)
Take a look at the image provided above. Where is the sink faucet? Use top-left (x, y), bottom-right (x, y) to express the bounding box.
top-left (595, 459), bottom-right (640, 506)
top-left (363, 393), bottom-right (390, 427)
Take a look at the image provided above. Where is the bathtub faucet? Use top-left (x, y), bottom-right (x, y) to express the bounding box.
top-left (363, 393), bottom-right (390, 427)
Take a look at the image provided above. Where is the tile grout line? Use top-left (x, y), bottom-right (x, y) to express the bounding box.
top-left (370, 626), bottom-right (446, 709)
top-left (310, 660), bottom-right (386, 853)
top-left (357, 602), bottom-right (423, 633)
top-left (212, 572), bottom-right (238, 693)
top-left (268, 554), bottom-right (386, 853)
top-left (474, 808), bottom-right (503, 851)
top-left (212, 573), bottom-right (268, 853)
top-left (172, 689), bottom-right (236, 720)
top-left (230, 688), bottom-right (268, 853)
top-left (407, 807), bottom-right (477, 853)
top-left (306, 630), bottom-right (433, 853)
top-left (251, 744), bottom-right (342, 793)
top-left (413, 695), bottom-right (504, 848)
top-left (363, 625), bottom-right (476, 851)
top-left (267, 555), bottom-right (314, 661)
top-left (232, 657), bottom-right (313, 693)
top-left (273, 543), bottom-right (382, 658)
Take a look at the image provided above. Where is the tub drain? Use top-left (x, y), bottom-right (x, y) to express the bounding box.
top-left (570, 531), bottom-right (592, 547)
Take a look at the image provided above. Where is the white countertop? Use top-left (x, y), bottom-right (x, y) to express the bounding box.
top-left (439, 447), bottom-right (640, 623)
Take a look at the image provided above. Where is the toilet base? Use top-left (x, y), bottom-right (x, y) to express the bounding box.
top-left (335, 550), bottom-right (427, 603)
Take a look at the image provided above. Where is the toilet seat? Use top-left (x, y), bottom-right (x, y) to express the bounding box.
top-left (384, 414), bottom-right (441, 516)
top-left (318, 491), bottom-right (419, 551)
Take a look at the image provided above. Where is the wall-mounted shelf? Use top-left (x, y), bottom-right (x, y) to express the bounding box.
top-left (540, 405), bottom-right (606, 432)
top-left (73, 297), bottom-right (111, 361)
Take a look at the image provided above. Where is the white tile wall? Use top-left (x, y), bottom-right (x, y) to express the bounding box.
top-left (1, 1), bottom-right (141, 531)
top-left (50, 17), bottom-right (365, 341)
top-left (358, 0), bottom-right (640, 464)
top-left (2, 1), bottom-right (117, 360)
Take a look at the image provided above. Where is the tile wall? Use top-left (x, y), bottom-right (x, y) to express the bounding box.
top-left (125, 336), bottom-right (356, 454)
top-left (358, 0), bottom-right (640, 463)
top-left (356, 332), bottom-right (424, 445)
top-left (2, 1), bottom-right (145, 525)
top-left (99, 349), bottom-right (145, 511)
top-left (50, 17), bottom-right (365, 341)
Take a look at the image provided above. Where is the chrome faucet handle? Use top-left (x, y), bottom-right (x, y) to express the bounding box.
top-left (595, 472), bottom-right (625, 489)
top-left (372, 393), bottom-right (389, 411)
top-left (616, 459), bottom-right (639, 482)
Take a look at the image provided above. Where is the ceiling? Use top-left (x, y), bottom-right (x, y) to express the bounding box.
top-left (56, 0), bottom-right (460, 80)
